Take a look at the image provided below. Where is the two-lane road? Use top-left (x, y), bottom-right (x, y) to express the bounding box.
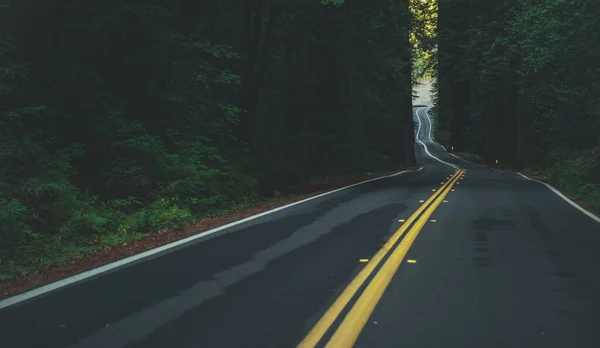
top-left (1, 108), bottom-right (599, 348)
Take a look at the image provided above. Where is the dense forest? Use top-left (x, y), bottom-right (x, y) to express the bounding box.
top-left (434, 0), bottom-right (599, 210)
top-left (0, 0), bottom-right (415, 278)
top-left (2, 0), bottom-right (598, 283)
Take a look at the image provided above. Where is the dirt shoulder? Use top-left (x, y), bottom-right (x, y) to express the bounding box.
top-left (0, 166), bottom-right (420, 301)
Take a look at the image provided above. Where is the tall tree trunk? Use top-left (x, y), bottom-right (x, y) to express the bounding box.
top-left (239, 0), bottom-right (279, 150)
top-left (402, 0), bottom-right (416, 164)
top-left (404, 48), bottom-right (416, 164)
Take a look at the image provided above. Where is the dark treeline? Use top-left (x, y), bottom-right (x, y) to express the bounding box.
top-left (435, 0), bottom-right (600, 208)
top-left (0, 0), bottom-right (414, 276)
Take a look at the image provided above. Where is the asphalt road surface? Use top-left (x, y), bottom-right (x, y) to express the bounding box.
top-left (1, 107), bottom-right (599, 348)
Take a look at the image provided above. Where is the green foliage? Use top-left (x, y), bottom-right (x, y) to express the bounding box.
top-left (410, 0), bottom-right (437, 79)
top-left (454, 152), bottom-right (484, 163)
top-left (436, 0), bottom-right (599, 211)
top-left (438, 0), bottom-right (600, 156)
top-left (532, 144), bottom-right (600, 212)
top-left (116, 199), bottom-right (194, 234)
top-left (0, 0), bottom-right (414, 278)
top-left (0, 1), bottom-right (252, 277)
top-left (320, 0), bottom-right (344, 5)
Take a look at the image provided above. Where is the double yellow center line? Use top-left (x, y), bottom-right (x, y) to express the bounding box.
top-left (298, 168), bottom-right (465, 348)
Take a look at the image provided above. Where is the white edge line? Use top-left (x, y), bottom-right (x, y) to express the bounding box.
top-left (0, 167), bottom-right (422, 310)
top-left (517, 173), bottom-right (600, 223)
top-left (415, 108), bottom-right (458, 170)
top-left (424, 111), bottom-right (434, 143)
top-left (424, 110), bottom-right (447, 151)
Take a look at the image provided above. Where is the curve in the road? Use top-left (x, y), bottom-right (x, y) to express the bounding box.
top-left (414, 108), bottom-right (458, 169)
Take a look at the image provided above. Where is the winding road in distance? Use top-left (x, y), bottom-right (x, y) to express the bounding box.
top-left (1, 107), bottom-right (599, 348)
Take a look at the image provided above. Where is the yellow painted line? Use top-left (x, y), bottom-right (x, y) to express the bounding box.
top-left (359, 259), bottom-right (369, 263)
top-left (407, 260), bottom-right (417, 264)
top-left (322, 170), bottom-right (463, 348)
top-left (297, 170), bottom-right (463, 348)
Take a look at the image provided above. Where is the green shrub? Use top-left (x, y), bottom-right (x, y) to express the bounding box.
top-left (541, 144), bottom-right (600, 211)
top-left (455, 152), bottom-right (484, 163)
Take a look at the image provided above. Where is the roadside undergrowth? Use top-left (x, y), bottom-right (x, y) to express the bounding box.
top-left (0, 168), bottom-right (413, 297)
